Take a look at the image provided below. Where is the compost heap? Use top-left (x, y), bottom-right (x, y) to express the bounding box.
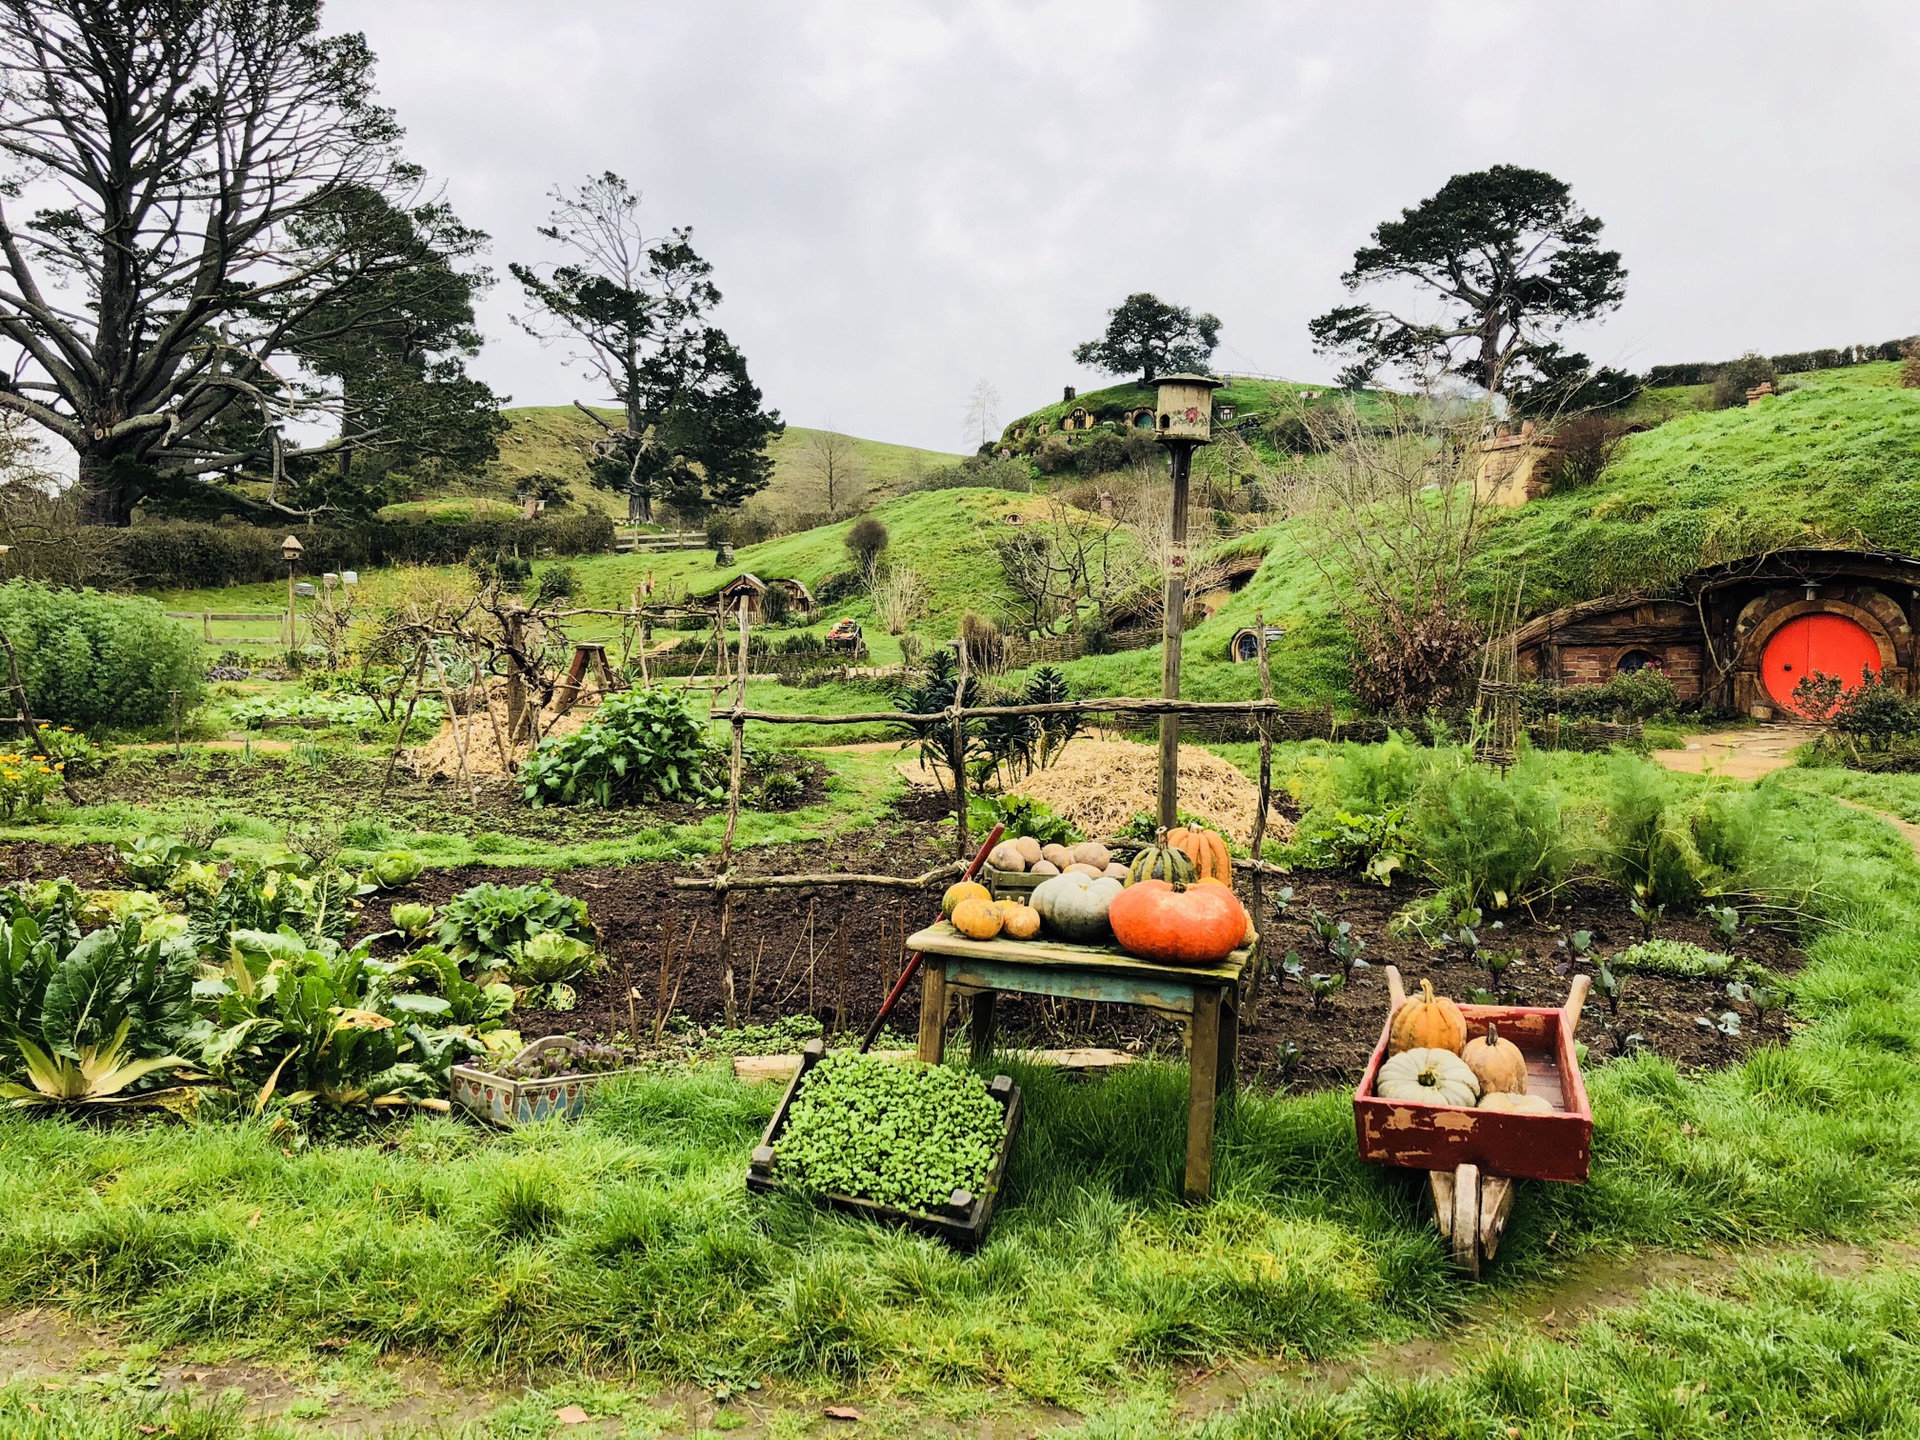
top-left (1007, 738), bottom-right (1289, 846)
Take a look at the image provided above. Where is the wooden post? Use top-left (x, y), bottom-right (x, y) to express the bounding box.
top-left (1184, 984), bottom-right (1222, 1202)
top-left (1158, 440), bottom-right (1195, 832)
top-left (424, 643), bottom-right (478, 808)
top-left (502, 606), bottom-right (530, 742)
top-left (716, 596), bottom-right (749, 1028)
top-left (1247, 611), bottom-right (1274, 1010)
top-left (916, 961), bottom-right (949, 1063)
top-left (951, 632), bottom-right (970, 859)
top-left (202, 609), bottom-right (211, 643)
top-left (380, 649), bottom-right (429, 797)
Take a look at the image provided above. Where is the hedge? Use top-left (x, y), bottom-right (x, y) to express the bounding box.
top-left (109, 512), bottom-right (614, 590)
top-left (0, 581), bottom-right (204, 729)
top-left (1646, 337), bottom-right (1912, 389)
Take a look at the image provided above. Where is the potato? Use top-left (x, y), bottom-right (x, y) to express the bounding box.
top-left (1040, 843), bottom-right (1074, 870)
top-left (1029, 859), bottom-right (1060, 875)
top-left (1071, 841), bottom-right (1111, 870)
top-left (987, 841), bottom-right (1026, 872)
top-left (1066, 862), bottom-right (1104, 878)
top-left (1012, 836), bottom-right (1043, 866)
top-left (1103, 863), bottom-right (1130, 881)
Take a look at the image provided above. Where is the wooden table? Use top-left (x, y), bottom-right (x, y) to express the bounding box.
top-left (906, 922), bottom-right (1248, 1202)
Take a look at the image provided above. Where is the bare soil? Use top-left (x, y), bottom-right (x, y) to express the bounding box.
top-left (2, 808), bottom-right (1799, 1089)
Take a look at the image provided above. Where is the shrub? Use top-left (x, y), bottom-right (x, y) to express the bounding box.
top-left (844, 517), bottom-right (889, 578)
top-left (532, 562), bottom-right (578, 605)
top-left (758, 581), bottom-right (791, 626)
top-left (1517, 669), bottom-right (1678, 723)
top-left (521, 687), bottom-right (721, 809)
top-left (1903, 338), bottom-right (1920, 390)
top-left (1709, 351), bottom-right (1777, 409)
top-left (1830, 669), bottom-right (1920, 749)
top-left (1543, 414), bottom-right (1631, 493)
top-left (814, 571), bottom-right (864, 606)
top-left (436, 880), bottom-right (592, 967)
top-left (0, 581), bottom-right (203, 728)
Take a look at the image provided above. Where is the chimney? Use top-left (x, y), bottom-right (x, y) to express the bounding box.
top-left (1063, 385), bottom-right (1076, 403)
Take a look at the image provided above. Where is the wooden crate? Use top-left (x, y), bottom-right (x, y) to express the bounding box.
top-left (746, 1038), bottom-right (1023, 1250)
top-left (1352, 1002), bottom-right (1593, 1185)
top-left (983, 865), bottom-right (1043, 898)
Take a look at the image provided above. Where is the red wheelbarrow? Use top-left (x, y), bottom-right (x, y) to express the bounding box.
top-left (1354, 965), bottom-right (1593, 1277)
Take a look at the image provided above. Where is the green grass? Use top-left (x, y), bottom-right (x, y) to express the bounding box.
top-left (376, 496), bottom-right (525, 523)
top-left (7, 765), bottom-right (1920, 1419)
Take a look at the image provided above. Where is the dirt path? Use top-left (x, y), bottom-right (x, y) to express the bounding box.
top-left (1651, 724), bottom-right (1821, 779)
top-left (1175, 1233), bottom-right (1920, 1424)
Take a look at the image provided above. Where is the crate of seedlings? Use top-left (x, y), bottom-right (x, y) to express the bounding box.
top-left (747, 1038), bottom-right (1022, 1250)
top-left (451, 1035), bottom-right (643, 1128)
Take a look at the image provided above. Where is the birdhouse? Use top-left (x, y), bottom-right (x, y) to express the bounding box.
top-left (1154, 373), bottom-right (1225, 443)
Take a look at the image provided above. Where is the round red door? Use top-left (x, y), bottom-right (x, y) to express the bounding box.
top-left (1762, 613), bottom-right (1882, 713)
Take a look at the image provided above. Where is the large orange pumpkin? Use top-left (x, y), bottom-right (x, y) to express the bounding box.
top-left (1107, 879), bottom-right (1247, 966)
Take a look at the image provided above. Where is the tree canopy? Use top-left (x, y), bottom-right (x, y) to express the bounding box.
top-left (0, 0), bottom-right (501, 524)
top-left (1073, 293), bottom-right (1221, 383)
top-left (1308, 165), bottom-right (1628, 401)
top-left (513, 174), bottom-right (780, 522)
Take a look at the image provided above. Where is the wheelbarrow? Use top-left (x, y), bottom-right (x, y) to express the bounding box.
top-left (1353, 965), bottom-right (1593, 1278)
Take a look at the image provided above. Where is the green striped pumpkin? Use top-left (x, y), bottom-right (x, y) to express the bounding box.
top-left (1126, 844), bottom-right (1196, 886)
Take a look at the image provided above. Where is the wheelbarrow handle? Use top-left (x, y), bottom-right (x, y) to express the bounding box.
top-left (858, 823), bottom-right (1004, 1055)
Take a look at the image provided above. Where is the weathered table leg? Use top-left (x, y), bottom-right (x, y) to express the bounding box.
top-left (1184, 986), bottom-right (1223, 1202)
top-left (917, 962), bottom-right (949, 1063)
top-left (1216, 986), bottom-right (1239, 1099)
top-left (969, 989), bottom-right (997, 1062)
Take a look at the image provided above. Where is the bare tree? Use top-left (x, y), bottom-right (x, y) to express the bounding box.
top-left (961, 379), bottom-right (1001, 452)
top-left (1286, 391), bottom-right (1491, 713)
top-left (0, 1), bottom-right (483, 525)
top-left (803, 423), bottom-right (864, 518)
top-left (993, 491), bottom-right (1143, 633)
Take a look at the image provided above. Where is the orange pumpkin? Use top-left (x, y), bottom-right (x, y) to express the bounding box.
top-left (951, 896), bottom-right (1004, 940)
top-left (942, 880), bottom-right (990, 918)
top-left (1167, 825), bottom-right (1232, 882)
top-left (1461, 1022), bottom-right (1527, 1094)
top-left (1107, 879), bottom-right (1247, 966)
top-left (1388, 979), bottom-right (1467, 1056)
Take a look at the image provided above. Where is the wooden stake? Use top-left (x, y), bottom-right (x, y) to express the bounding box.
top-left (380, 649), bottom-right (429, 798)
top-left (1248, 610), bottom-right (1275, 1011)
top-left (952, 632), bottom-right (970, 859)
top-left (423, 642), bottom-right (478, 808)
top-left (716, 596), bottom-right (749, 1028)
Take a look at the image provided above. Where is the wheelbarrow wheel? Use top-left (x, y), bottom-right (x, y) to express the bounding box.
top-left (1430, 1163), bottom-right (1516, 1280)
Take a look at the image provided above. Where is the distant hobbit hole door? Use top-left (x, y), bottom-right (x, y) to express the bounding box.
top-left (1762, 613), bottom-right (1882, 714)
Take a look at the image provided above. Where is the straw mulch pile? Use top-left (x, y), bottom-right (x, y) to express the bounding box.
top-left (1008, 738), bottom-right (1291, 847)
top-left (406, 689), bottom-right (597, 781)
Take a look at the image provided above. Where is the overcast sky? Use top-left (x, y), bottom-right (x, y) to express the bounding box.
top-left (329, 0), bottom-right (1920, 454)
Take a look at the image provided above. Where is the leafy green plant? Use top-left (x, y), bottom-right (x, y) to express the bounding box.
top-left (513, 930), bottom-right (597, 989)
top-left (368, 850), bottom-right (424, 888)
top-left (436, 881), bottom-right (591, 969)
top-left (0, 915), bottom-right (196, 1109)
top-left (390, 902), bottom-right (435, 940)
top-left (750, 770), bottom-right (805, 810)
top-left (116, 834), bottom-right (204, 889)
top-left (1610, 938), bottom-right (1736, 978)
top-left (522, 688), bottom-right (722, 809)
top-left (33, 723), bottom-right (108, 778)
top-left (0, 747), bottom-right (61, 818)
top-left (775, 1052), bottom-right (1004, 1213)
top-left (1308, 910), bottom-right (1369, 980)
top-left (1404, 749), bottom-right (1571, 910)
top-left (968, 793), bottom-right (1082, 848)
top-left (185, 852), bottom-right (368, 950)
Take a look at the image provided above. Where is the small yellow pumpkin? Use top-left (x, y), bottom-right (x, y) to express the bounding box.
top-left (1168, 825), bottom-right (1232, 883)
top-left (942, 880), bottom-right (991, 918)
top-left (1461, 1021), bottom-right (1528, 1095)
top-left (1388, 978), bottom-right (1468, 1056)
top-left (951, 896), bottom-right (1004, 940)
top-left (999, 903), bottom-right (1042, 941)
top-left (1477, 1091), bottom-right (1553, 1115)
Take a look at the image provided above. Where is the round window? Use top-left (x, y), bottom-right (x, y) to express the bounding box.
top-left (1616, 650), bottom-right (1661, 674)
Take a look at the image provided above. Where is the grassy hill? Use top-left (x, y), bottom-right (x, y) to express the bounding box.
top-left (1004, 374), bottom-right (1359, 441)
top-left (1476, 362), bottom-right (1920, 612)
top-left (464, 406), bottom-right (962, 520)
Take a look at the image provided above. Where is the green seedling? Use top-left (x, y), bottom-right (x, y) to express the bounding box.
top-left (1304, 971), bottom-right (1345, 1012)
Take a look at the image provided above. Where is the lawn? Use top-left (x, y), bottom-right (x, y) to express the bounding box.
top-left (5, 755), bottom-right (1920, 1435)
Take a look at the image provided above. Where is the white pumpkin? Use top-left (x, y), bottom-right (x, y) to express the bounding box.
top-left (1375, 1047), bottom-right (1481, 1108)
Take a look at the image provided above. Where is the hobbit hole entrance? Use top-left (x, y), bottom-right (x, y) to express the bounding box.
top-left (1762, 612), bottom-right (1881, 714)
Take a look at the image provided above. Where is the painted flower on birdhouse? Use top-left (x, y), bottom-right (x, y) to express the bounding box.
top-left (1184, 407), bottom-right (1200, 422)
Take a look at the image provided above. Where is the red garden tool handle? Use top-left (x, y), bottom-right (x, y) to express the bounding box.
top-left (858, 823), bottom-right (1004, 1054)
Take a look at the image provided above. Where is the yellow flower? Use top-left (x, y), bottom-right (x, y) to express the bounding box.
top-left (52, 763), bottom-right (64, 772)
top-left (59, 726), bottom-right (72, 732)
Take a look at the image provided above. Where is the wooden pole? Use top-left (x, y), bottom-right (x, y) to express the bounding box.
top-left (951, 632), bottom-right (970, 859)
top-left (501, 605), bottom-right (531, 743)
top-left (716, 595), bottom-right (749, 1027)
top-left (424, 642), bottom-right (478, 808)
top-left (1158, 439), bottom-right (1194, 833)
top-left (1247, 611), bottom-right (1274, 1012)
top-left (380, 649), bottom-right (428, 797)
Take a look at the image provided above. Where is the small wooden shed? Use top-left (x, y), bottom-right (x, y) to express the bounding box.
top-left (715, 573), bottom-right (817, 619)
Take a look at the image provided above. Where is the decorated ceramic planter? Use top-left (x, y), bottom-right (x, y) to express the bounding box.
top-left (450, 1035), bottom-right (643, 1129)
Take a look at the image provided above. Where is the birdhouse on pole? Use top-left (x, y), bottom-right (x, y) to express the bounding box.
top-left (1153, 373), bottom-right (1225, 444)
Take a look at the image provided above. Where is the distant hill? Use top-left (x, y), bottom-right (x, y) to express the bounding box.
top-left (456, 406), bottom-right (962, 521)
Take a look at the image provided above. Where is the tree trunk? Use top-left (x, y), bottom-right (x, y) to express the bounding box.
top-left (76, 451), bottom-right (137, 527)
